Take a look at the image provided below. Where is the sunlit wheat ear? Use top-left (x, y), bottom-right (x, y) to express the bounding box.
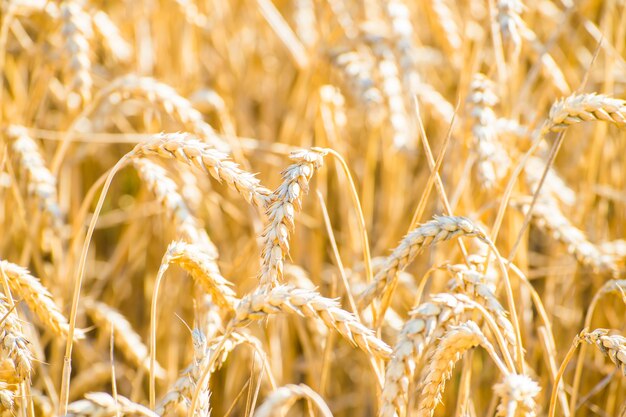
top-left (380, 294), bottom-right (469, 417)
top-left (157, 331), bottom-right (258, 416)
top-left (447, 265), bottom-right (517, 351)
top-left (545, 93), bottom-right (626, 132)
top-left (523, 156), bottom-right (576, 207)
top-left (99, 75), bottom-right (227, 150)
top-left (0, 260), bottom-right (83, 340)
top-left (580, 329), bottom-right (626, 375)
top-left (6, 125), bottom-right (63, 234)
top-left (259, 148), bottom-right (327, 285)
top-left (497, 0), bottom-right (524, 54)
top-left (415, 321), bottom-right (503, 417)
top-left (467, 74), bottom-right (510, 191)
top-left (91, 11), bottom-right (132, 63)
top-left (362, 27), bottom-right (412, 148)
top-left (83, 298), bottom-right (165, 379)
top-left (329, 48), bottom-right (385, 125)
top-left (234, 285), bottom-right (391, 359)
top-left (428, 0), bottom-right (462, 63)
top-left (600, 240), bottom-right (626, 262)
top-left (0, 296), bottom-right (33, 383)
top-left (133, 157), bottom-right (217, 256)
top-left (133, 132), bottom-right (271, 208)
top-left (514, 198), bottom-right (616, 273)
top-left (359, 215), bottom-right (485, 309)
top-left (164, 241), bottom-right (238, 310)
top-left (0, 382), bottom-right (15, 414)
top-left (254, 384), bottom-right (332, 417)
top-left (494, 373), bottom-right (541, 417)
top-left (60, 0), bottom-right (93, 109)
top-left (66, 392), bottom-right (158, 417)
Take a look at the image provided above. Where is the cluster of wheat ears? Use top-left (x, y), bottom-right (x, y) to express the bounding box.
top-left (1, 0), bottom-right (626, 416)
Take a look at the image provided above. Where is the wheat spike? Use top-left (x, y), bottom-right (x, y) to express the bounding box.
top-left (235, 284), bottom-right (391, 359)
top-left (66, 392), bottom-right (158, 417)
top-left (0, 295), bottom-right (33, 382)
top-left (493, 373), bottom-right (541, 417)
top-left (416, 321), bottom-right (499, 417)
top-left (359, 215), bottom-right (485, 308)
top-left (133, 132), bottom-right (271, 208)
top-left (546, 93), bottom-right (626, 132)
top-left (580, 329), bottom-right (626, 376)
top-left (83, 298), bottom-right (165, 379)
top-left (259, 148), bottom-right (327, 285)
top-left (0, 260), bottom-right (82, 339)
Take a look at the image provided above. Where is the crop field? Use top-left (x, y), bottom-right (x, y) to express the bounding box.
top-left (1, 0), bottom-right (626, 416)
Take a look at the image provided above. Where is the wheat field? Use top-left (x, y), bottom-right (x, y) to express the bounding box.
top-left (1, 0), bottom-right (626, 416)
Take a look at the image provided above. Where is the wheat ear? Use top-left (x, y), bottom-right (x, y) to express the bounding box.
top-left (83, 298), bottom-right (165, 379)
top-left (254, 384), bottom-right (333, 417)
top-left (66, 392), bottom-right (158, 417)
top-left (234, 284), bottom-right (391, 359)
top-left (60, 0), bottom-right (93, 109)
top-left (380, 294), bottom-right (469, 417)
top-left (359, 215), bottom-right (484, 308)
top-left (133, 157), bottom-right (217, 256)
top-left (133, 132), bottom-right (271, 208)
top-left (546, 93), bottom-right (626, 132)
top-left (164, 241), bottom-right (238, 310)
top-left (259, 148), bottom-right (327, 285)
top-left (0, 295), bottom-right (33, 382)
top-left (6, 125), bottom-right (63, 233)
top-left (0, 382), bottom-right (15, 415)
top-left (493, 373), bottom-right (541, 417)
top-left (580, 329), bottom-right (626, 375)
top-left (415, 321), bottom-right (506, 417)
top-left (0, 260), bottom-right (82, 339)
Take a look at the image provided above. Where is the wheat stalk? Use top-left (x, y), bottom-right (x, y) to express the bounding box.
top-left (359, 215), bottom-right (485, 308)
top-left (234, 284), bottom-right (391, 359)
